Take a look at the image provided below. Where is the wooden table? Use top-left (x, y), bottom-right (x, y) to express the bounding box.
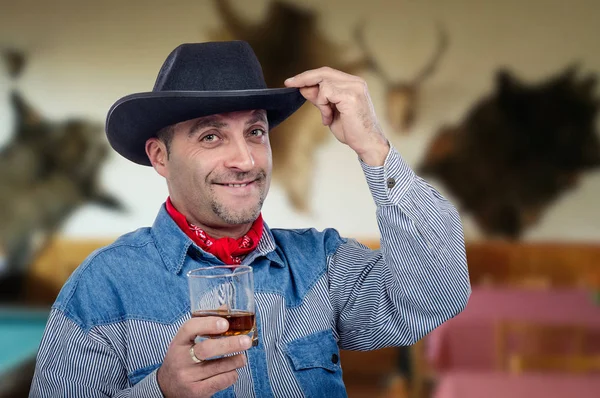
top-left (426, 287), bottom-right (600, 371)
top-left (433, 371), bottom-right (600, 398)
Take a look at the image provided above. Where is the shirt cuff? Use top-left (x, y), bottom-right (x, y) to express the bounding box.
top-left (360, 145), bottom-right (416, 207)
top-left (129, 369), bottom-right (165, 398)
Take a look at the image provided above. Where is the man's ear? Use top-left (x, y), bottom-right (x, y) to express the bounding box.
top-left (145, 138), bottom-right (169, 177)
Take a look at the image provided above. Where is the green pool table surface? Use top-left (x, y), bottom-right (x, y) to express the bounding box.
top-left (0, 306), bottom-right (49, 375)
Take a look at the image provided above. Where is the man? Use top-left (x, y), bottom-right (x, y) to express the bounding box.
top-left (30, 41), bottom-right (470, 397)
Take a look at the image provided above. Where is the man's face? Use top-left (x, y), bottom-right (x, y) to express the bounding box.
top-left (157, 109), bottom-right (271, 228)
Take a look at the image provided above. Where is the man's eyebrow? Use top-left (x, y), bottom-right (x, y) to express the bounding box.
top-left (246, 111), bottom-right (268, 127)
top-left (188, 117), bottom-right (227, 137)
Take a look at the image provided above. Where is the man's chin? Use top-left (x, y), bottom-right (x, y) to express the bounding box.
top-left (218, 212), bottom-right (260, 225)
top-left (212, 203), bottom-right (262, 225)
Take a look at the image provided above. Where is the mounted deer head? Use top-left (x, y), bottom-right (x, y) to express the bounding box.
top-left (355, 22), bottom-right (449, 134)
top-left (208, 0), bottom-right (372, 212)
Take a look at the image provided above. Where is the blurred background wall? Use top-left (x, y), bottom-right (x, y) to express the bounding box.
top-left (2, 1), bottom-right (600, 397)
top-left (1, 0), bottom-right (599, 243)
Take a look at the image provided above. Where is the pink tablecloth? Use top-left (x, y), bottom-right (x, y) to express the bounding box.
top-left (433, 371), bottom-right (600, 398)
top-left (426, 287), bottom-right (600, 371)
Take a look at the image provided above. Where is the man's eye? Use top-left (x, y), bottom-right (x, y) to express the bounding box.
top-left (250, 129), bottom-right (266, 137)
top-left (201, 134), bottom-right (217, 142)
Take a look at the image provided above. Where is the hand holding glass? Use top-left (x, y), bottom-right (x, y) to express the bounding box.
top-left (187, 265), bottom-right (256, 340)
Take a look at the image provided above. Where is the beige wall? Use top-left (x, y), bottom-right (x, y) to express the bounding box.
top-left (1, 0), bottom-right (599, 241)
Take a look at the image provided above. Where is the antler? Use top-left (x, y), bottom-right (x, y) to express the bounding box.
top-left (212, 0), bottom-right (253, 38)
top-left (353, 21), bottom-right (392, 85)
top-left (412, 22), bottom-right (449, 85)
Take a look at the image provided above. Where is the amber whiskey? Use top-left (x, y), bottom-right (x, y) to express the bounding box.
top-left (192, 309), bottom-right (255, 337)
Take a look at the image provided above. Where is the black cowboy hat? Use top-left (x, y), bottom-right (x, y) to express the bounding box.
top-left (105, 41), bottom-right (306, 165)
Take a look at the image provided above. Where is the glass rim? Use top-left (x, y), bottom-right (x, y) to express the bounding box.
top-left (186, 265), bottom-right (252, 279)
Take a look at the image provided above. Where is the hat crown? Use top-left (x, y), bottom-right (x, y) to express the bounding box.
top-left (152, 41), bottom-right (268, 92)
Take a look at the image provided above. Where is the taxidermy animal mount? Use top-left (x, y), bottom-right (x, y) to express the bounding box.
top-left (419, 65), bottom-right (600, 239)
top-left (0, 49), bottom-right (125, 302)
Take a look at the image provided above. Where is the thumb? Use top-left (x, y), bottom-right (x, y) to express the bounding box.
top-left (300, 86), bottom-right (333, 126)
top-left (299, 86), bottom-right (319, 102)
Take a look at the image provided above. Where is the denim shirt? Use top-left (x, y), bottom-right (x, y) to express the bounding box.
top-left (30, 146), bottom-right (471, 397)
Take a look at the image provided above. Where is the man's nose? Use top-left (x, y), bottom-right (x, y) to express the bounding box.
top-left (224, 139), bottom-right (255, 171)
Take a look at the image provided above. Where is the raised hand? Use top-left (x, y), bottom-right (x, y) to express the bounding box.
top-left (285, 67), bottom-right (390, 166)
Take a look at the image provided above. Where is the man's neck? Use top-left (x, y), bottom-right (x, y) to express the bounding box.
top-left (188, 220), bottom-right (253, 240)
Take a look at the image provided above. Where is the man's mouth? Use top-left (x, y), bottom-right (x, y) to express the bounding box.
top-left (215, 180), bottom-right (257, 188)
top-left (210, 171), bottom-right (266, 190)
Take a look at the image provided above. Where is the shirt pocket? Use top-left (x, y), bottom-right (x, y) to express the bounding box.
top-left (285, 329), bottom-right (347, 398)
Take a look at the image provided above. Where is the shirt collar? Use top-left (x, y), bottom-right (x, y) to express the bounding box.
top-left (151, 204), bottom-right (285, 275)
top-left (244, 221), bottom-right (285, 268)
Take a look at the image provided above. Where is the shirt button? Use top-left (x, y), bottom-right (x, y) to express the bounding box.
top-left (331, 353), bottom-right (339, 364)
top-left (387, 177), bottom-right (396, 189)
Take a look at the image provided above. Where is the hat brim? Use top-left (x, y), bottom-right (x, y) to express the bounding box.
top-left (105, 87), bottom-right (306, 166)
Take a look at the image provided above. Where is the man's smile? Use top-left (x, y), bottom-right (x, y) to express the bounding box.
top-left (215, 180), bottom-right (256, 187)
top-left (213, 179), bottom-right (262, 196)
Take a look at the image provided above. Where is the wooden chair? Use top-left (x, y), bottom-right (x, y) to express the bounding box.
top-left (409, 338), bottom-right (435, 398)
top-left (495, 320), bottom-right (595, 374)
top-left (339, 347), bottom-right (403, 398)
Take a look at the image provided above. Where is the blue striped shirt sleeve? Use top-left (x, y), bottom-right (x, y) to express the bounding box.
top-left (29, 309), bottom-right (164, 398)
top-left (328, 145), bottom-right (471, 350)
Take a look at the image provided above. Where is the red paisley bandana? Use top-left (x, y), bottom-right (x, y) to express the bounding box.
top-left (165, 197), bottom-right (263, 265)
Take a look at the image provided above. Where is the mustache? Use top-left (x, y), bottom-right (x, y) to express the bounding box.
top-left (208, 170), bottom-right (267, 184)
